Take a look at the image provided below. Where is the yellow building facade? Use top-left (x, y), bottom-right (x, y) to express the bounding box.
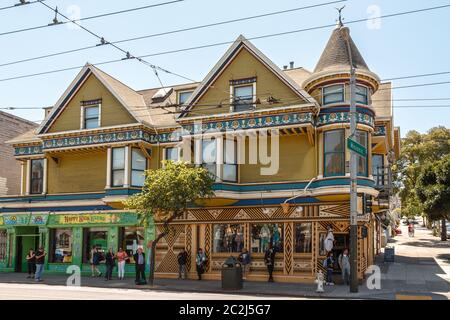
top-left (0, 24), bottom-right (400, 282)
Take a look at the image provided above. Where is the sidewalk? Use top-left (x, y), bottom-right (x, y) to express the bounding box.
top-left (0, 222), bottom-right (448, 300)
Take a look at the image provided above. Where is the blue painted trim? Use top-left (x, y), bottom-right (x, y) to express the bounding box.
top-left (1, 205), bottom-right (113, 213)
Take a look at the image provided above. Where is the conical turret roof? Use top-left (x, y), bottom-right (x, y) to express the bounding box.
top-left (314, 25), bottom-right (369, 73)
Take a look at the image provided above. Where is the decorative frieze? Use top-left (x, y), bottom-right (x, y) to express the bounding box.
top-left (317, 111), bottom-right (374, 127)
top-left (374, 125), bottom-right (386, 136)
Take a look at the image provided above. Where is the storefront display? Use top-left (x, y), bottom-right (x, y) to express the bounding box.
top-left (50, 228), bottom-right (73, 263)
top-left (213, 224), bottom-right (244, 253)
top-left (119, 226), bottom-right (144, 262)
top-left (295, 223), bottom-right (312, 253)
top-left (251, 224), bottom-right (283, 253)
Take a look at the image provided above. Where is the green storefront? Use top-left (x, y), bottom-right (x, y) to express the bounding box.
top-left (0, 212), bottom-right (155, 275)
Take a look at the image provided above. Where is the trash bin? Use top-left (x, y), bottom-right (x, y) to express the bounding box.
top-left (221, 256), bottom-right (243, 290)
top-left (384, 246), bottom-right (395, 262)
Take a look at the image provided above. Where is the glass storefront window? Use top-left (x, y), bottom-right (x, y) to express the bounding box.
top-left (0, 230), bottom-right (6, 261)
top-left (213, 224), bottom-right (244, 253)
top-left (50, 229), bottom-right (73, 263)
top-left (251, 224), bottom-right (283, 253)
top-left (119, 227), bottom-right (144, 263)
top-left (83, 228), bottom-right (108, 263)
top-left (294, 223), bottom-right (312, 253)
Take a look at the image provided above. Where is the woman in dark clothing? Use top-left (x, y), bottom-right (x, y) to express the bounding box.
top-left (105, 248), bottom-right (115, 281)
top-left (26, 249), bottom-right (36, 279)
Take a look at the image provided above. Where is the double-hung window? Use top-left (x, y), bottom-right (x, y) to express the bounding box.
top-left (83, 105), bottom-right (100, 129)
top-left (112, 147), bottom-right (125, 187)
top-left (355, 130), bottom-right (368, 176)
top-left (30, 159), bottom-right (44, 194)
top-left (233, 85), bottom-right (254, 112)
top-left (324, 129), bottom-right (345, 176)
top-left (165, 147), bottom-right (179, 162)
top-left (131, 149), bottom-right (146, 187)
top-left (356, 85), bottom-right (369, 105)
top-left (372, 154), bottom-right (384, 185)
top-left (202, 139), bottom-right (217, 178)
top-left (223, 138), bottom-right (237, 182)
top-left (323, 84), bottom-right (344, 105)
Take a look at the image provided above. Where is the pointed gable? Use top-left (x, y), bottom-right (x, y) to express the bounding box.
top-left (180, 35), bottom-right (316, 118)
top-left (38, 64), bottom-right (148, 134)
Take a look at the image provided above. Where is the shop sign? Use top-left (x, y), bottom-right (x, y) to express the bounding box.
top-left (30, 214), bottom-right (49, 225)
top-left (3, 214), bottom-right (31, 226)
top-left (50, 212), bottom-right (137, 226)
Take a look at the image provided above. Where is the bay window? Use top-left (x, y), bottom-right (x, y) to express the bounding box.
top-left (112, 147), bottom-right (125, 187)
top-left (323, 84), bottom-right (344, 105)
top-left (30, 159), bottom-right (44, 194)
top-left (324, 129), bottom-right (345, 176)
top-left (356, 130), bottom-right (368, 176)
top-left (165, 147), bottom-right (179, 162)
top-left (202, 138), bottom-right (217, 178)
top-left (372, 154), bottom-right (384, 185)
top-left (223, 138), bottom-right (237, 182)
top-left (356, 85), bottom-right (369, 105)
top-left (131, 148), bottom-right (146, 187)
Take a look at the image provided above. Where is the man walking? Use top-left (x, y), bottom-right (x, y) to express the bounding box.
top-left (264, 244), bottom-right (275, 282)
top-left (238, 248), bottom-right (251, 279)
top-left (34, 246), bottom-right (46, 282)
top-left (133, 248), bottom-right (147, 285)
top-left (177, 248), bottom-right (188, 279)
top-left (338, 248), bottom-right (351, 285)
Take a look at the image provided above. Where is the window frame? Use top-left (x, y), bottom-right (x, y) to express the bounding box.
top-left (111, 147), bottom-right (125, 187)
top-left (82, 104), bottom-right (101, 130)
top-left (223, 138), bottom-right (237, 182)
top-left (164, 147), bottom-right (179, 162)
top-left (294, 223), bottom-right (312, 254)
top-left (0, 230), bottom-right (6, 262)
top-left (30, 158), bottom-right (44, 194)
top-left (201, 138), bottom-right (217, 179)
top-left (356, 85), bottom-right (369, 105)
top-left (322, 84), bottom-right (345, 105)
top-left (131, 148), bottom-right (147, 187)
top-left (177, 90), bottom-right (194, 106)
top-left (232, 83), bottom-right (255, 112)
top-left (49, 228), bottom-right (73, 263)
top-left (355, 130), bottom-right (369, 177)
top-left (372, 154), bottom-right (385, 185)
top-left (323, 129), bottom-right (345, 177)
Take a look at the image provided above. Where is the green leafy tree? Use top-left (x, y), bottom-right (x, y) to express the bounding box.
top-left (416, 154), bottom-right (450, 240)
top-left (124, 161), bottom-right (215, 285)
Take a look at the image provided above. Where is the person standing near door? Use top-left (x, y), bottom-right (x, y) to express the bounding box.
top-left (133, 247), bottom-right (147, 285)
top-left (105, 248), bottom-right (115, 281)
top-left (264, 244), bottom-right (276, 282)
top-left (116, 247), bottom-right (128, 280)
top-left (34, 246), bottom-right (46, 282)
top-left (26, 249), bottom-right (36, 279)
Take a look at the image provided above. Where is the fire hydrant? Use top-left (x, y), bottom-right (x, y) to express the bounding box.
top-left (315, 270), bottom-right (325, 293)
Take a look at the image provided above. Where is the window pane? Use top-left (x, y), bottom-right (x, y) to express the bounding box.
top-left (356, 86), bottom-right (368, 104)
top-left (165, 147), bottom-right (179, 161)
top-left (178, 91), bottom-right (193, 105)
top-left (202, 139), bottom-right (216, 164)
top-left (203, 164), bottom-right (216, 178)
top-left (323, 85), bottom-right (344, 104)
top-left (295, 223), bottom-right (312, 253)
top-left (119, 227), bottom-right (144, 263)
top-left (356, 131), bottom-right (368, 176)
top-left (31, 159), bottom-right (43, 194)
top-left (372, 154), bottom-right (384, 183)
top-left (131, 170), bottom-right (145, 187)
top-left (84, 119), bottom-right (99, 129)
top-left (233, 85), bottom-right (253, 111)
top-left (112, 169), bottom-right (125, 186)
top-left (325, 153), bottom-right (344, 176)
top-left (132, 149), bottom-right (146, 170)
top-left (213, 224), bottom-right (244, 253)
top-left (85, 106), bottom-right (99, 118)
top-left (223, 164), bottom-right (237, 182)
top-left (324, 130), bottom-right (344, 152)
top-left (224, 139), bottom-right (236, 164)
top-left (251, 224), bottom-right (283, 253)
top-left (112, 148), bottom-right (125, 170)
top-left (51, 229), bottom-right (73, 263)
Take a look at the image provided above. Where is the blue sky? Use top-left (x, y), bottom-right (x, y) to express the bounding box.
top-left (0, 0), bottom-right (449, 137)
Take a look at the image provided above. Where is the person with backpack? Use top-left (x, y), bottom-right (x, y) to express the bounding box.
top-left (177, 248), bottom-right (188, 279)
top-left (323, 251), bottom-right (335, 285)
top-left (196, 248), bottom-right (207, 280)
top-left (264, 244), bottom-right (276, 282)
top-left (105, 248), bottom-right (116, 281)
top-left (338, 248), bottom-right (351, 285)
top-left (238, 248), bottom-right (251, 279)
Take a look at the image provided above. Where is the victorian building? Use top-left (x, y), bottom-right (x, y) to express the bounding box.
top-left (0, 22), bottom-right (400, 282)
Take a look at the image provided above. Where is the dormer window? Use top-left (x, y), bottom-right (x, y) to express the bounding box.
top-left (323, 84), bottom-right (344, 105)
top-left (83, 105), bottom-right (100, 129)
top-left (356, 85), bottom-right (369, 105)
top-left (178, 91), bottom-right (194, 106)
top-left (230, 77), bottom-right (256, 112)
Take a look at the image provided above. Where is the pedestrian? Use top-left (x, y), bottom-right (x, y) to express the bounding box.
top-left (196, 248), bottom-right (207, 280)
top-left (177, 248), bottom-right (188, 279)
top-left (116, 247), bottom-right (128, 280)
top-left (25, 248), bottom-right (36, 279)
top-left (105, 248), bottom-right (115, 281)
top-left (264, 244), bottom-right (275, 282)
top-left (238, 248), bottom-right (251, 279)
top-left (133, 247), bottom-right (147, 285)
top-left (408, 223), bottom-right (414, 237)
top-left (90, 246), bottom-right (102, 277)
top-left (34, 246), bottom-right (46, 282)
top-left (324, 251), bottom-right (335, 285)
top-left (338, 248), bottom-right (350, 285)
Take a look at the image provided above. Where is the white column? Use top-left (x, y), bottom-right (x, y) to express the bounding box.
top-left (20, 162), bottom-right (24, 195)
top-left (182, 136), bottom-right (192, 163)
top-left (124, 146), bottom-right (131, 188)
top-left (42, 158), bottom-right (48, 195)
top-left (216, 135), bottom-right (223, 182)
top-left (106, 147), bottom-right (112, 189)
top-left (194, 138), bottom-right (202, 166)
top-left (25, 159), bottom-right (31, 195)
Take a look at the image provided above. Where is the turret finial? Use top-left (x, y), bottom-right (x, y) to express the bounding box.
top-left (335, 5), bottom-right (345, 27)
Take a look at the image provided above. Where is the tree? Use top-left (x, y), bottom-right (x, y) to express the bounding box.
top-left (124, 161), bottom-right (215, 286)
top-left (416, 154), bottom-right (450, 241)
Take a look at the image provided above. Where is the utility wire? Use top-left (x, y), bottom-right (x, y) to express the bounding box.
top-left (0, 0), bottom-right (184, 37)
top-left (0, 0), bottom-right (46, 12)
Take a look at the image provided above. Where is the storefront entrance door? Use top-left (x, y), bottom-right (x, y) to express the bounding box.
top-left (332, 233), bottom-right (349, 272)
top-left (15, 228), bottom-right (39, 273)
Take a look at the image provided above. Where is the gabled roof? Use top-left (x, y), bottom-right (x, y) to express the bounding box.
top-left (180, 35), bottom-right (317, 117)
top-left (314, 25), bottom-right (369, 73)
top-left (37, 63), bottom-right (147, 134)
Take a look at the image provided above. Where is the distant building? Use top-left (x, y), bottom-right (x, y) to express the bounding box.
top-left (0, 111), bottom-right (37, 195)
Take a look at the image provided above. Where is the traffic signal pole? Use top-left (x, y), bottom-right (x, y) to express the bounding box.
top-left (342, 27), bottom-right (359, 293)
